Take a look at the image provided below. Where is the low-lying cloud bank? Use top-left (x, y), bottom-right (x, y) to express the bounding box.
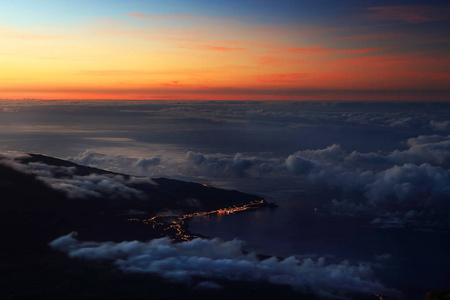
top-left (69, 150), bottom-right (162, 175)
top-left (50, 232), bottom-right (395, 299)
top-left (284, 136), bottom-right (450, 228)
top-left (67, 135), bottom-right (450, 229)
top-left (0, 154), bottom-right (152, 200)
top-left (186, 136), bottom-right (450, 226)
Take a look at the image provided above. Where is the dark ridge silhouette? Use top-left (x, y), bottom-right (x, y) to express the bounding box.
top-left (22, 153), bottom-right (127, 176)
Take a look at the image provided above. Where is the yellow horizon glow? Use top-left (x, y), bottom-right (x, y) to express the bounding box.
top-left (1, 5), bottom-right (449, 101)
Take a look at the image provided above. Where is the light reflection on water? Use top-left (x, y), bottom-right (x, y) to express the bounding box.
top-left (189, 198), bottom-right (374, 259)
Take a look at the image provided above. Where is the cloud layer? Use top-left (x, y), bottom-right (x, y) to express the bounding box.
top-left (69, 150), bottom-right (162, 175)
top-left (285, 136), bottom-right (450, 212)
top-left (63, 134), bottom-right (450, 230)
top-left (4, 135), bottom-right (449, 230)
top-left (0, 154), bottom-right (151, 200)
top-left (50, 232), bottom-right (394, 299)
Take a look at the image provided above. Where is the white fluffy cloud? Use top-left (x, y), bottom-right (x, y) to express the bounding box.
top-left (285, 138), bottom-right (450, 208)
top-left (286, 135), bottom-right (450, 170)
top-left (286, 146), bottom-right (449, 220)
top-left (0, 155), bottom-right (151, 200)
top-left (282, 137), bottom-right (450, 229)
top-left (50, 232), bottom-right (394, 298)
top-left (388, 135), bottom-right (450, 168)
top-left (186, 151), bottom-right (277, 177)
top-left (69, 150), bottom-right (162, 175)
top-left (365, 163), bottom-right (450, 207)
top-left (430, 120), bottom-right (450, 131)
top-left (38, 173), bottom-right (146, 200)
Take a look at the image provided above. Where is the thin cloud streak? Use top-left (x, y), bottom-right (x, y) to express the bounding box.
top-left (286, 46), bottom-right (390, 55)
top-left (363, 5), bottom-right (450, 23)
top-left (177, 45), bottom-right (247, 52)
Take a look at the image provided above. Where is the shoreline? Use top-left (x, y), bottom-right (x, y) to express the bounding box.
top-left (126, 199), bottom-right (268, 242)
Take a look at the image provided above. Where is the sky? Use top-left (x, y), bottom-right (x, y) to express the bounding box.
top-left (1, 0), bottom-right (449, 101)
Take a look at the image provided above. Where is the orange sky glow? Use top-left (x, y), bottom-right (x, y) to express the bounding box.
top-left (1, 1), bottom-right (449, 101)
